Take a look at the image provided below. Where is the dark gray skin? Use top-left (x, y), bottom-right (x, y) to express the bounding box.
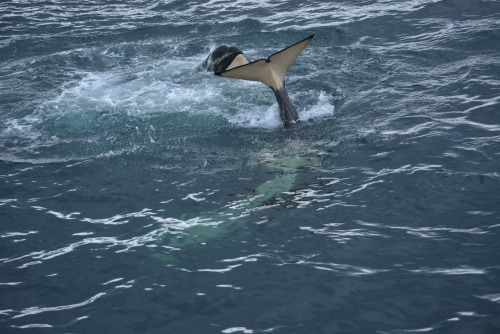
top-left (272, 86), bottom-right (299, 128)
top-left (201, 46), bottom-right (299, 128)
top-left (200, 45), bottom-right (244, 74)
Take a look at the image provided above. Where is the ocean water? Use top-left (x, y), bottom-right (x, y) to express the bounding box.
top-left (1, 0), bottom-right (500, 333)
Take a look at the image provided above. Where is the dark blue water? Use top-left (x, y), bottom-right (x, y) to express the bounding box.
top-left (1, 0), bottom-right (500, 333)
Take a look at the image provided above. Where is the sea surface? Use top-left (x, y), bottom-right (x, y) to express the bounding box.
top-left (1, 0), bottom-right (500, 333)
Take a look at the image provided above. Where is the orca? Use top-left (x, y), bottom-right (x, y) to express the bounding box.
top-left (201, 34), bottom-right (315, 128)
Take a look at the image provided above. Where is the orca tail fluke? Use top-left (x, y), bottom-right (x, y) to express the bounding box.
top-left (218, 34), bottom-right (315, 127)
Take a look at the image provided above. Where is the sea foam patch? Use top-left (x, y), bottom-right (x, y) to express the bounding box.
top-left (30, 60), bottom-right (334, 130)
top-left (1, 40), bottom-right (335, 162)
top-left (300, 90), bottom-right (335, 121)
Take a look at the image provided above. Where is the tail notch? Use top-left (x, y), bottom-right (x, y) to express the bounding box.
top-left (218, 34), bottom-right (315, 127)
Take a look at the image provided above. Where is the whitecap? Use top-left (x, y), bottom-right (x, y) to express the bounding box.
top-left (198, 264), bottom-right (242, 273)
top-left (477, 293), bottom-right (500, 304)
top-left (13, 292), bottom-right (106, 319)
top-left (216, 284), bottom-right (242, 290)
top-left (300, 90), bottom-right (335, 122)
top-left (299, 260), bottom-right (386, 276)
top-left (0, 282), bottom-right (22, 286)
top-left (13, 324), bottom-right (53, 328)
top-left (222, 327), bottom-right (253, 334)
top-left (409, 266), bottom-right (486, 275)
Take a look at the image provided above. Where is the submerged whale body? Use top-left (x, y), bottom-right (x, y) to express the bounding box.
top-left (201, 35), bottom-right (315, 128)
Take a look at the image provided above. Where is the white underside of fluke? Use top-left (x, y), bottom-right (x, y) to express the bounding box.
top-left (225, 54), bottom-right (249, 71)
top-left (219, 35), bottom-right (315, 90)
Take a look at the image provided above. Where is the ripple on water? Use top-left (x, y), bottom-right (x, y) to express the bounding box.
top-left (12, 292), bottom-right (106, 319)
top-left (1, 0), bottom-right (500, 332)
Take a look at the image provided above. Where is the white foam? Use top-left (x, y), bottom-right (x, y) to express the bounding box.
top-left (26, 55), bottom-right (334, 129)
top-left (300, 90), bottom-right (335, 121)
top-left (1, 42), bottom-right (336, 162)
top-left (225, 103), bottom-right (281, 128)
top-left (1, 118), bottom-right (41, 141)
